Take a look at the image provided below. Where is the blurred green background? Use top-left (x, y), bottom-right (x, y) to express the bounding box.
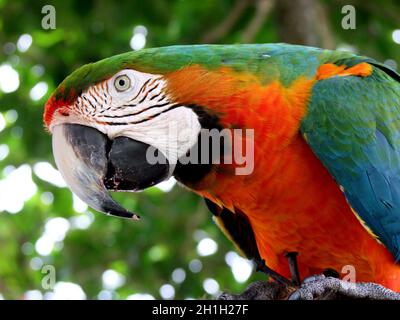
top-left (0, 0), bottom-right (399, 300)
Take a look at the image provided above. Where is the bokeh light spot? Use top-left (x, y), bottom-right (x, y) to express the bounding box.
top-left (0, 64), bottom-right (19, 93)
top-left (29, 81), bottom-right (48, 101)
top-left (171, 268), bottom-right (186, 284)
top-left (102, 269), bottom-right (126, 290)
top-left (188, 259), bottom-right (202, 273)
top-left (203, 278), bottom-right (220, 295)
top-left (196, 237), bottom-right (218, 256)
top-left (0, 144), bottom-right (10, 161)
top-left (17, 34), bottom-right (32, 52)
top-left (0, 165), bottom-right (37, 213)
top-left (225, 251), bottom-right (253, 283)
top-left (392, 29), bottom-right (400, 44)
top-left (159, 284), bottom-right (175, 299)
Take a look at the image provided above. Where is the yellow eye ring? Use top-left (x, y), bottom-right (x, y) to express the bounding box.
top-left (114, 75), bottom-right (131, 92)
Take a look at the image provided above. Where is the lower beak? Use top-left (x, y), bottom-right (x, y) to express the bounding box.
top-left (52, 124), bottom-right (170, 219)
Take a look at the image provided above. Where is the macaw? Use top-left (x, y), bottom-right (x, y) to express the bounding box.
top-left (43, 44), bottom-right (400, 298)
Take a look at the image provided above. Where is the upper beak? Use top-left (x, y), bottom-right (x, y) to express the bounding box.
top-left (52, 124), bottom-right (170, 219)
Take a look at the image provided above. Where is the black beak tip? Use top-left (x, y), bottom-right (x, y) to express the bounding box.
top-left (104, 209), bottom-right (141, 221)
top-left (100, 201), bottom-right (141, 220)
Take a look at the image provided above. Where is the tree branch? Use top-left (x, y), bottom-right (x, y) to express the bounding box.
top-left (219, 277), bottom-right (400, 300)
top-left (276, 0), bottom-right (335, 48)
top-left (241, 0), bottom-right (275, 42)
top-left (202, 0), bottom-right (252, 43)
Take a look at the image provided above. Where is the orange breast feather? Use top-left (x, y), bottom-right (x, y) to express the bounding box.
top-left (166, 65), bottom-right (400, 291)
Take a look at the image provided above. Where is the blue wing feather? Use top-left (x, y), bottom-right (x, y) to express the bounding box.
top-left (301, 60), bottom-right (400, 261)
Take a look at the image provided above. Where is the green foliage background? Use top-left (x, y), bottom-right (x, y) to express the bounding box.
top-left (0, 0), bottom-right (399, 299)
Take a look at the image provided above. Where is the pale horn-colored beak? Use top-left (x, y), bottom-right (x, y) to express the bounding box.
top-left (52, 123), bottom-right (140, 219)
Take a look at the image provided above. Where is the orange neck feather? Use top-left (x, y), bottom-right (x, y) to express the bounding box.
top-left (164, 65), bottom-right (400, 290)
top-left (164, 65), bottom-right (315, 144)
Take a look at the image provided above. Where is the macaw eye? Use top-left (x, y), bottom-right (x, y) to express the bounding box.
top-left (114, 75), bottom-right (131, 92)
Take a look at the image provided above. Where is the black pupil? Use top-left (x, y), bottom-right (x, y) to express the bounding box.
top-left (118, 79), bottom-right (125, 86)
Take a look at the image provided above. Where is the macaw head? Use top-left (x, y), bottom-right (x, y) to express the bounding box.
top-left (44, 45), bottom-right (261, 219)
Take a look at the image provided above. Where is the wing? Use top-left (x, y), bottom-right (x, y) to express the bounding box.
top-left (301, 57), bottom-right (400, 262)
top-left (203, 198), bottom-right (261, 261)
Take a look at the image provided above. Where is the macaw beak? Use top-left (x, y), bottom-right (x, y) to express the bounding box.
top-left (51, 124), bottom-right (170, 219)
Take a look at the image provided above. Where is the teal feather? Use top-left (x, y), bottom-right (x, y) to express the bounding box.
top-left (301, 60), bottom-right (400, 261)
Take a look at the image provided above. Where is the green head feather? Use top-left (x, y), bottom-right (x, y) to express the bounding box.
top-left (52, 43), bottom-right (350, 103)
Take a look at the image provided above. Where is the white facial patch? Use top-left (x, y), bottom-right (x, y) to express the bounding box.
top-left (54, 69), bottom-right (202, 175)
top-left (107, 106), bottom-right (201, 170)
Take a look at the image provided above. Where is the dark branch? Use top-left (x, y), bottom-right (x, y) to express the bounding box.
top-left (241, 0), bottom-right (275, 42)
top-left (201, 0), bottom-right (252, 43)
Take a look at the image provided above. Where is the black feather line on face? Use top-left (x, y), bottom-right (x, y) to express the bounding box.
top-left (173, 105), bottom-right (224, 186)
top-left (100, 102), bottom-right (171, 119)
top-left (102, 104), bottom-right (181, 125)
top-left (128, 78), bottom-right (152, 102)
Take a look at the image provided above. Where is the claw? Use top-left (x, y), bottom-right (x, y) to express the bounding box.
top-left (255, 259), bottom-right (292, 287)
top-left (285, 251), bottom-right (301, 286)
